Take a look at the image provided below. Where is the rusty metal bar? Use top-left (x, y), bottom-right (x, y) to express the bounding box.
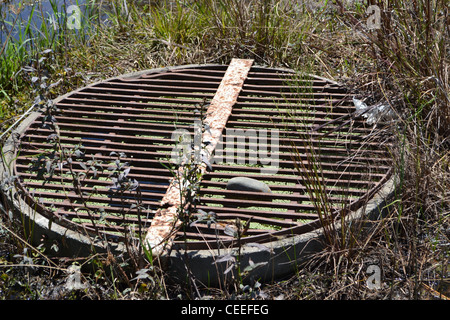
top-left (144, 59), bottom-right (254, 256)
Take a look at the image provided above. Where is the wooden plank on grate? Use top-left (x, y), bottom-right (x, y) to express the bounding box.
top-left (144, 58), bottom-right (254, 256)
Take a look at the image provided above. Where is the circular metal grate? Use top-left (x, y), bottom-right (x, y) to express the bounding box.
top-left (10, 63), bottom-right (392, 252)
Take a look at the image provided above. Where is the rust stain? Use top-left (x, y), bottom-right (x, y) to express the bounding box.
top-left (144, 59), bottom-right (254, 256)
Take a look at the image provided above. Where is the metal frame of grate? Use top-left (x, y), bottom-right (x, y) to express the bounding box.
top-left (10, 64), bottom-right (392, 252)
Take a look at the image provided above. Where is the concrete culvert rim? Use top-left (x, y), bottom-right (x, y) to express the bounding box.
top-left (0, 61), bottom-right (396, 286)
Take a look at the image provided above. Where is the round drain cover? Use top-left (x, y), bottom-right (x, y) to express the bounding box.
top-left (2, 63), bottom-right (393, 281)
